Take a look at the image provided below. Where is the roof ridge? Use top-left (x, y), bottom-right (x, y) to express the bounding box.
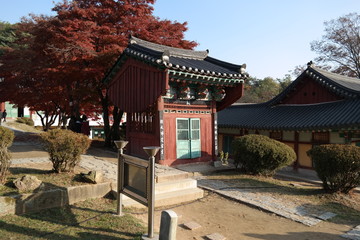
top-left (275, 99), bottom-right (346, 107)
top-left (205, 56), bottom-right (246, 74)
top-left (130, 36), bottom-right (208, 60)
top-left (310, 66), bottom-right (360, 83)
top-left (307, 66), bottom-right (360, 96)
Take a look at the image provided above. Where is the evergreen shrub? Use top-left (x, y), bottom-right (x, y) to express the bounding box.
top-left (307, 144), bottom-right (360, 194)
top-left (232, 134), bottom-right (296, 176)
top-left (16, 117), bottom-right (34, 126)
top-left (0, 127), bottom-right (14, 184)
top-left (41, 129), bottom-right (91, 173)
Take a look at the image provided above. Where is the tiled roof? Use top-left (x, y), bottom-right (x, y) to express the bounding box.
top-left (104, 37), bottom-right (247, 85)
top-left (129, 37), bottom-right (209, 60)
top-left (309, 66), bottom-right (360, 93)
top-left (270, 65), bottom-right (360, 105)
top-left (218, 66), bottom-right (360, 131)
top-left (218, 99), bottom-right (360, 131)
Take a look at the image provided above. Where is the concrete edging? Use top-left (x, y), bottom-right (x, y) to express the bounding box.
top-left (0, 181), bottom-right (115, 216)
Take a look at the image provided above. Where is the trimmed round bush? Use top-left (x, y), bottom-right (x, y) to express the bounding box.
top-left (232, 134), bottom-right (296, 176)
top-left (0, 126), bottom-right (14, 184)
top-left (25, 118), bottom-right (34, 126)
top-left (307, 144), bottom-right (360, 194)
top-left (0, 126), bottom-right (15, 147)
top-left (15, 117), bottom-right (26, 124)
top-left (41, 129), bottom-right (91, 173)
top-left (16, 117), bottom-right (34, 126)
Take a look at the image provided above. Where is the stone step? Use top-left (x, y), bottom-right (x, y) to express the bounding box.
top-left (112, 178), bottom-right (198, 196)
top-left (121, 187), bottom-right (204, 208)
top-left (156, 170), bottom-right (190, 183)
top-left (155, 178), bottom-right (198, 194)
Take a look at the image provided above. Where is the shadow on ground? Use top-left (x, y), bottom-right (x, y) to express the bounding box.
top-left (245, 231), bottom-right (344, 240)
top-left (0, 205), bottom-right (142, 240)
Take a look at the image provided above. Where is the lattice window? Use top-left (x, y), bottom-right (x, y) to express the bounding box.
top-left (130, 107), bottom-right (155, 133)
top-left (270, 131), bottom-right (282, 140)
top-left (240, 129), bottom-right (248, 136)
top-left (312, 132), bottom-right (329, 143)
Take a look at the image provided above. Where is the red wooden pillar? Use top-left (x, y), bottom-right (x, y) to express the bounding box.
top-left (0, 102), bottom-right (5, 112)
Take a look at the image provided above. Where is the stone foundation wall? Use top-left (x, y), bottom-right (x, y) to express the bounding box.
top-left (0, 181), bottom-right (115, 216)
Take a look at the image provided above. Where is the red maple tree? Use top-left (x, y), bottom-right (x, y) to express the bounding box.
top-left (0, 0), bottom-right (197, 143)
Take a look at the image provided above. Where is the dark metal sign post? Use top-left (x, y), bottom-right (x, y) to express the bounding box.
top-left (114, 141), bottom-right (160, 240)
top-left (114, 140), bottom-right (128, 216)
top-left (143, 146), bottom-right (160, 239)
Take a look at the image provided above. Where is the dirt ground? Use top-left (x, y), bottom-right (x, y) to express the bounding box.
top-left (132, 191), bottom-right (355, 240)
top-left (10, 144), bottom-right (49, 159)
top-left (7, 138), bottom-right (359, 240)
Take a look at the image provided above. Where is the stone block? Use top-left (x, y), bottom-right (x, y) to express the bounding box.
top-left (213, 161), bottom-right (223, 168)
top-left (67, 182), bottom-right (111, 204)
top-left (183, 221), bottom-right (201, 230)
top-left (0, 196), bottom-right (16, 215)
top-left (342, 225), bottom-right (360, 240)
top-left (15, 189), bottom-right (68, 214)
top-left (159, 210), bottom-right (178, 240)
top-left (13, 175), bottom-right (42, 192)
top-left (205, 233), bottom-right (226, 240)
top-left (80, 171), bottom-right (104, 184)
top-left (316, 212), bottom-right (336, 220)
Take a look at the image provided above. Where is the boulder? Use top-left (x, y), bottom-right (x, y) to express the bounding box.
top-left (13, 175), bottom-right (42, 192)
top-left (80, 171), bottom-right (103, 184)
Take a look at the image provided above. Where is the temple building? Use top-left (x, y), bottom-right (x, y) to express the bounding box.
top-left (105, 37), bottom-right (248, 165)
top-left (218, 63), bottom-right (360, 169)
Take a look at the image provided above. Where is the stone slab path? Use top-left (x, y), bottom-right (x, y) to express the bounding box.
top-left (80, 155), bottom-right (118, 180)
top-left (12, 153), bottom-right (190, 183)
top-left (342, 225), bottom-right (360, 240)
top-left (197, 178), bottom-right (336, 227)
top-left (11, 155), bottom-right (118, 180)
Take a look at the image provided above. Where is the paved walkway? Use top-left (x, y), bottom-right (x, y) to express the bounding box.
top-left (12, 151), bottom-right (185, 184)
top-left (176, 161), bottom-right (360, 192)
top-left (11, 155), bottom-right (118, 180)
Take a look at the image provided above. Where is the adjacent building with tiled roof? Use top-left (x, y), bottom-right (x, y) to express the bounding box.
top-left (105, 37), bottom-right (248, 165)
top-left (218, 63), bottom-right (360, 169)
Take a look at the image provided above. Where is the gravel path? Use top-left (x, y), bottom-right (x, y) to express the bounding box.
top-left (11, 154), bottom-right (118, 180)
top-left (11, 157), bottom-right (49, 165)
top-left (80, 155), bottom-right (118, 180)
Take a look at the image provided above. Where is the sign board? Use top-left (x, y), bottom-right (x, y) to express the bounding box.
top-left (119, 154), bottom-right (150, 206)
top-left (116, 143), bottom-right (159, 239)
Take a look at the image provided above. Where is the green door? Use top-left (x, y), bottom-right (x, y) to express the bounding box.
top-left (5, 102), bottom-right (18, 118)
top-left (190, 118), bottom-right (201, 158)
top-left (176, 118), bottom-right (201, 159)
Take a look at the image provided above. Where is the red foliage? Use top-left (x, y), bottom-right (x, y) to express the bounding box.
top-left (0, 0), bottom-right (197, 138)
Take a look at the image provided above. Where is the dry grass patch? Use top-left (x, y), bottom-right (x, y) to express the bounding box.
top-left (0, 198), bottom-right (145, 240)
top-left (0, 163), bottom-right (96, 196)
top-left (6, 121), bottom-right (42, 133)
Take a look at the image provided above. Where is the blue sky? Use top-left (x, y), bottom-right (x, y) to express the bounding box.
top-left (1, 0), bottom-right (359, 79)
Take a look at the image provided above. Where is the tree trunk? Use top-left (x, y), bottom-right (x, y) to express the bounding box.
top-left (36, 110), bottom-right (58, 131)
top-left (111, 106), bottom-right (123, 142)
top-left (101, 93), bottom-right (111, 147)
